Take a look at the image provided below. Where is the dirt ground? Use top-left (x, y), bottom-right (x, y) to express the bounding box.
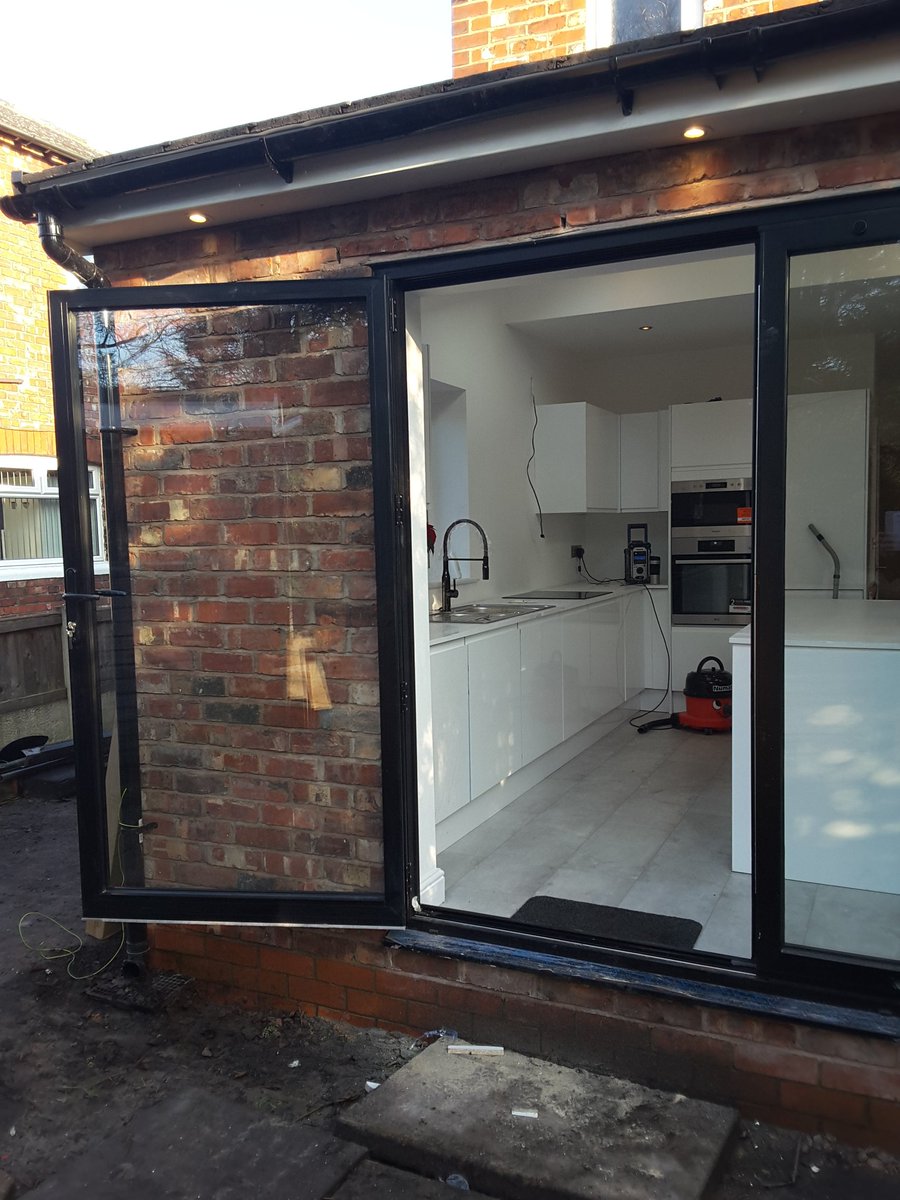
top-left (0, 790), bottom-right (897, 1198)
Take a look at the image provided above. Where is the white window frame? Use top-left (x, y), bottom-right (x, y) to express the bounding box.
top-left (0, 454), bottom-right (108, 583)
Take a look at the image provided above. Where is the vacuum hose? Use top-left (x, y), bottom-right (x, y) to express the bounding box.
top-left (808, 524), bottom-right (840, 599)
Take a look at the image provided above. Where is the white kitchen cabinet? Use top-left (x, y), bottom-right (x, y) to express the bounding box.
top-left (785, 390), bottom-right (868, 594)
top-left (671, 397), bottom-right (752, 474)
top-left (430, 641), bottom-right (471, 823)
top-left (644, 588), bottom-right (671, 692)
top-left (468, 625), bottom-right (522, 799)
top-left (562, 600), bottom-right (624, 737)
top-left (621, 589), bottom-right (646, 699)
top-left (520, 614), bottom-right (564, 766)
top-left (535, 402), bottom-right (619, 512)
top-left (620, 411), bottom-right (664, 511)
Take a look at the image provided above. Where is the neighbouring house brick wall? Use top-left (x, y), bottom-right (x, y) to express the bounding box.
top-left (450, 0), bottom-right (822, 78)
top-left (89, 108), bottom-right (900, 1147)
top-left (1, 131), bottom-right (80, 621)
top-left (0, 134), bottom-right (70, 456)
top-left (150, 925), bottom-right (900, 1152)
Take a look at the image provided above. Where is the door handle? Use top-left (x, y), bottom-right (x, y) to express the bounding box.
top-left (62, 589), bottom-right (127, 600)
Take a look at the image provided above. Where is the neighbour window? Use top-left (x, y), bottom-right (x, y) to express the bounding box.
top-left (0, 456), bottom-right (105, 581)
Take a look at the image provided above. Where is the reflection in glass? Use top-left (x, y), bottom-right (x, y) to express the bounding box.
top-left (75, 303), bottom-right (383, 894)
top-left (783, 245), bottom-right (900, 963)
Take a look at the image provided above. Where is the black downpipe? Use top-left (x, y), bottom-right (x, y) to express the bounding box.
top-left (36, 213), bottom-right (148, 976)
top-left (37, 212), bottom-right (110, 289)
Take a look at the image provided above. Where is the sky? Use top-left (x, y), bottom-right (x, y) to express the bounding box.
top-left (3, 1), bottom-right (452, 155)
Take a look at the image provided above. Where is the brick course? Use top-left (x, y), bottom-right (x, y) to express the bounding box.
top-left (150, 924), bottom-right (900, 1152)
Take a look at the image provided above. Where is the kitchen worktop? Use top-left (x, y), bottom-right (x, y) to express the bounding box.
top-left (428, 583), bottom-right (668, 644)
top-left (729, 595), bottom-right (900, 650)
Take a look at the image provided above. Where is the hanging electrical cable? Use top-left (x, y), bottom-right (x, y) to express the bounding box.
top-left (525, 378), bottom-right (545, 538)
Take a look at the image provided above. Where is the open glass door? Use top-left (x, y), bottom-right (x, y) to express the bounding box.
top-left (756, 203), bottom-right (900, 999)
top-left (49, 281), bottom-right (408, 926)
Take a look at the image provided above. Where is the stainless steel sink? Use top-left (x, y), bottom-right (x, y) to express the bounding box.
top-left (429, 602), bottom-right (555, 624)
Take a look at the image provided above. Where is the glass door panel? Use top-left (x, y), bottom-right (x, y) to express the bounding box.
top-left (52, 285), bottom-right (403, 925)
top-left (783, 243), bottom-right (900, 964)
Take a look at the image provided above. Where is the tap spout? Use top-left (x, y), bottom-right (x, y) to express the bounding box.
top-left (441, 519), bottom-right (490, 612)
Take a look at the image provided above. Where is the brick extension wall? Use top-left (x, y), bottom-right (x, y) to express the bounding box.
top-left (151, 925), bottom-right (900, 1152)
top-left (90, 108), bottom-right (900, 1149)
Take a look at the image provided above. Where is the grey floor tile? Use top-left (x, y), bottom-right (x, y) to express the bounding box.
top-left (538, 865), bottom-right (643, 908)
top-left (619, 871), bottom-right (726, 926)
top-left (803, 884), bottom-right (900, 962)
top-left (784, 879), bottom-right (817, 944)
top-left (694, 871), bottom-right (752, 958)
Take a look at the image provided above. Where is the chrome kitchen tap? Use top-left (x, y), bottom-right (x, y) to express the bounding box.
top-left (441, 519), bottom-right (490, 612)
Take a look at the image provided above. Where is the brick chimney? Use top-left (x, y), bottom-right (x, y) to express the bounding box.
top-left (451, 0), bottom-right (820, 79)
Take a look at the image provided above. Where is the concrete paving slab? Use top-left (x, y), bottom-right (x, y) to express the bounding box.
top-left (339, 1039), bottom-right (739, 1200)
top-left (26, 1087), bottom-right (365, 1199)
top-left (333, 1159), bottom-right (495, 1199)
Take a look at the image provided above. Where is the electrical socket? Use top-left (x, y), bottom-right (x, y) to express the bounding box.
top-left (571, 544), bottom-right (584, 559)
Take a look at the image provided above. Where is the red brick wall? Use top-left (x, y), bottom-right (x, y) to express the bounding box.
top-left (78, 303), bottom-right (383, 893)
top-left (91, 107), bottom-right (900, 1150)
top-left (703, 0), bottom-right (819, 26)
top-left (151, 925), bottom-right (900, 1153)
top-left (0, 134), bottom-right (71, 457)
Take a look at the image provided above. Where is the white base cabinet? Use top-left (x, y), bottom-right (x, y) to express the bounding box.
top-left (430, 641), bottom-right (471, 824)
top-left (468, 625), bottom-right (522, 799)
top-left (561, 600), bottom-right (624, 738)
top-left (520, 614), bottom-right (564, 766)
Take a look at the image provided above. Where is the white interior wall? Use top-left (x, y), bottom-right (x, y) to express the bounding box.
top-left (420, 293), bottom-right (585, 604)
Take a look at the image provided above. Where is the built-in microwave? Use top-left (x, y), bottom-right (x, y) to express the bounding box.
top-left (671, 477), bottom-right (752, 539)
top-left (671, 534), bottom-right (752, 626)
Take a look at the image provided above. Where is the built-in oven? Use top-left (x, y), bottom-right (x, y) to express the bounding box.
top-left (671, 534), bottom-right (752, 626)
top-left (671, 477), bottom-right (752, 539)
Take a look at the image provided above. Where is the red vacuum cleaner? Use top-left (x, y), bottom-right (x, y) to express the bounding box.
top-left (637, 656), bottom-right (732, 735)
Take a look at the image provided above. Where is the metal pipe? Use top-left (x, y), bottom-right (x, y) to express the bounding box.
top-left (808, 523), bottom-right (841, 599)
top-left (36, 212), bottom-right (109, 288)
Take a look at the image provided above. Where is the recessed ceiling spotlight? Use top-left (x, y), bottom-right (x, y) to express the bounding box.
top-left (188, 211), bottom-right (207, 223)
top-left (683, 124), bottom-right (707, 140)
top-left (639, 324), bottom-right (653, 332)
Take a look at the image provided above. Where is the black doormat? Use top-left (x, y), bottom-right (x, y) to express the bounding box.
top-left (511, 896), bottom-right (702, 951)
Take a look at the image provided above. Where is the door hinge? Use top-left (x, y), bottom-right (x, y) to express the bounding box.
top-left (389, 297), bottom-right (399, 333)
top-left (400, 679), bottom-right (410, 713)
top-left (394, 492), bottom-right (405, 527)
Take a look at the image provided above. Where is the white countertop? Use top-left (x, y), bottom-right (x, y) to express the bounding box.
top-left (730, 595), bottom-right (900, 650)
top-left (428, 583), bottom-right (668, 645)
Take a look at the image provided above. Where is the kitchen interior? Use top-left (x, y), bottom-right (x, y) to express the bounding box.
top-left (405, 241), bottom-right (900, 966)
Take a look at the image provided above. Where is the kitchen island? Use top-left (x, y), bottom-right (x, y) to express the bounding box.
top-left (730, 596), bottom-right (900, 895)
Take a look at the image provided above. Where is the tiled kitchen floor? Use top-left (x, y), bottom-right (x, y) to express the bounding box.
top-left (437, 708), bottom-right (900, 963)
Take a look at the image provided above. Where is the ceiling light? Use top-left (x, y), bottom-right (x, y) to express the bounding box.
top-left (683, 124), bottom-right (707, 140)
top-left (188, 211), bottom-right (207, 223)
top-left (639, 325), bottom-right (653, 332)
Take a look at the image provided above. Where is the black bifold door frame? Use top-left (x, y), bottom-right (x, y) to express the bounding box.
top-left (48, 192), bottom-right (900, 1012)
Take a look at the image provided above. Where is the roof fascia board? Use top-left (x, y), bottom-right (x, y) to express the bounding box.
top-left (32, 36), bottom-right (900, 252)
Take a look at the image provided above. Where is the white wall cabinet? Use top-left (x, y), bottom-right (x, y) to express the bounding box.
top-left (671, 397), bottom-right (752, 475)
top-left (535, 402), bottom-right (619, 512)
top-left (520, 615), bottom-right (564, 766)
top-left (430, 641), bottom-right (471, 823)
top-left (620, 411), bottom-right (665, 511)
top-left (468, 625), bottom-right (522, 799)
top-left (537, 404), bottom-right (668, 514)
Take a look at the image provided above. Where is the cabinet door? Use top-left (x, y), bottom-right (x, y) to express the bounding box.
top-left (586, 404), bottom-right (620, 511)
top-left (430, 641), bottom-right (471, 824)
top-left (670, 397), bottom-right (752, 472)
top-left (621, 590), bottom-right (646, 700)
top-left (644, 588), bottom-right (670, 692)
top-left (619, 412), bottom-right (660, 511)
top-left (590, 598), bottom-right (625, 718)
top-left (468, 626), bottom-right (522, 799)
top-left (520, 615), bottom-right (564, 766)
top-left (561, 608), bottom-right (593, 737)
top-left (785, 390), bottom-right (868, 593)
